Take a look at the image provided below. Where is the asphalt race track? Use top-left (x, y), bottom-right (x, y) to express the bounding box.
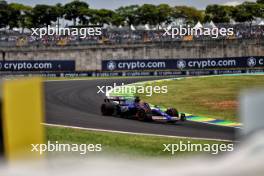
top-left (45, 77), bottom-right (236, 141)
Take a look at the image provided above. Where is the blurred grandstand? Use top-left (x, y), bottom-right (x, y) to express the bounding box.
top-left (0, 0), bottom-right (263, 47)
top-left (0, 23), bottom-right (263, 47)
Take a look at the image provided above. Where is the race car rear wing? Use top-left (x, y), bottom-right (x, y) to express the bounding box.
top-left (104, 97), bottom-right (127, 103)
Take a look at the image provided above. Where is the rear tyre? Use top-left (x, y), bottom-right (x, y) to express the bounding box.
top-left (101, 103), bottom-right (115, 116)
top-left (166, 108), bottom-right (179, 117)
top-left (136, 109), bottom-right (147, 121)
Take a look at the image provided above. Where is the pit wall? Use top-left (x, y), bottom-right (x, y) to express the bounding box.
top-left (1, 39), bottom-right (263, 71)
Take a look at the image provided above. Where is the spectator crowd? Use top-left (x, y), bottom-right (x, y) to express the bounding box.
top-left (0, 23), bottom-right (263, 47)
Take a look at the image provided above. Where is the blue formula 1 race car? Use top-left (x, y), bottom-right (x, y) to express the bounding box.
top-left (101, 96), bottom-right (186, 123)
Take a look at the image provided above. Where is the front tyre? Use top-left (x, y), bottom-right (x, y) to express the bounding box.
top-left (180, 113), bottom-right (186, 121)
top-left (166, 108), bottom-right (179, 117)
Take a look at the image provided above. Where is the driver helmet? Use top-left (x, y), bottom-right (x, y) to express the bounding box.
top-left (134, 96), bottom-right (141, 103)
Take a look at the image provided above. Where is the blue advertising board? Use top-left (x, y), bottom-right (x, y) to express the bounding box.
top-left (102, 56), bottom-right (264, 71)
top-left (0, 60), bottom-right (75, 72)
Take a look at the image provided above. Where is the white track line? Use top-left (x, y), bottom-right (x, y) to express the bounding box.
top-left (43, 123), bottom-right (237, 142)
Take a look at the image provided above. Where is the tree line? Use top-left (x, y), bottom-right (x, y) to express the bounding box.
top-left (0, 0), bottom-right (263, 29)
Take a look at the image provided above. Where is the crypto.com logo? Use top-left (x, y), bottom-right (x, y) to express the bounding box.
top-left (107, 61), bottom-right (116, 71)
top-left (177, 60), bottom-right (186, 69)
top-left (247, 57), bottom-right (257, 67)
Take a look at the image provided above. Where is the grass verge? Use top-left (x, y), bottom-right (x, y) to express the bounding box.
top-left (139, 75), bottom-right (264, 121)
top-left (46, 126), bottom-right (231, 158)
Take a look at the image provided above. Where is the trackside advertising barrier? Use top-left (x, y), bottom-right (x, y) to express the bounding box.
top-left (102, 56), bottom-right (264, 71)
top-left (0, 60), bottom-right (75, 72)
top-left (1, 69), bottom-right (264, 77)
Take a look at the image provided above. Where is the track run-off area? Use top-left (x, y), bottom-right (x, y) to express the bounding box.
top-left (44, 76), bottom-right (237, 141)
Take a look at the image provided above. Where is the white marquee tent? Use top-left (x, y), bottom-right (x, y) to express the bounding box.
top-left (258, 21), bottom-right (264, 26)
top-left (194, 21), bottom-right (203, 29)
top-left (130, 24), bottom-right (136, 31)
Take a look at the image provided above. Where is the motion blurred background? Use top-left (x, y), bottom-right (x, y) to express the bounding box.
top-left (0, 0), bottom-right (264, 175)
